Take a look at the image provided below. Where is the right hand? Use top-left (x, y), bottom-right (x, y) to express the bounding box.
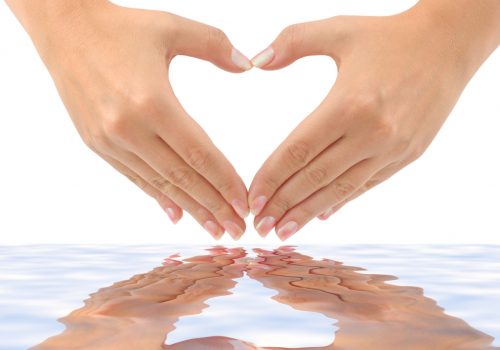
top-left (24, 1), bottom-right (253, 239)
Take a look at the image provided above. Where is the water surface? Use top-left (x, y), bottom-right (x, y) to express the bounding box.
top-left (1, 245), bottom-right (499, 349)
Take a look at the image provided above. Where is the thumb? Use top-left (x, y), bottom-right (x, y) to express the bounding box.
top-left (251, 18), bottom-right (342, 70)
top-left (172, 15), bottom-right (252, 73)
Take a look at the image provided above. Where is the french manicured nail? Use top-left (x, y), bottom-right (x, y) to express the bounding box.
top-left (164, 207), bottom-right (179, 224)
top-left (250, 195), bottom-right (267, 216)
top-left (319, 203), bottom-right (345, 220)
top-left (204, 220), bottom-right (224, 240)
top-left (251, 46), bottom-right (275, 68)
top-left (223, 221), bottom-right (244, 240)
top-left (256, 216), bottom-right (276, 237)
top-left (319, 207), bottom-right (335, 221)
top-left (231, 48), bottom-right (252, 71)
top-left (277, 221), bottom-right (299, 241)
top-left (232, 199), bottom-right (250, 219)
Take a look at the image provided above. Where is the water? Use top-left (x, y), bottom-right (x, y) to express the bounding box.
top-left (1, 245), bottom-right (499, 349)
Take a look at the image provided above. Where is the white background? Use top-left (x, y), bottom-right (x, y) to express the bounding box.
top-left (0, 0), bottom-right (499, 245)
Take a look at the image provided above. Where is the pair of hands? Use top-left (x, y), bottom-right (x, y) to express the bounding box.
top-left (9, 0), bottom-right (500, 240)
top-left (32, 247), bottom-right (495, 350)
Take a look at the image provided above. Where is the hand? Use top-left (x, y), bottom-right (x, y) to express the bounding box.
top-left (32, 247), bottom-right (247, 350)
top-left (247, 247), bottom-right (495, 349)
top-left (6, 0), bottom-right (253, 240)
top-left (248, 0), bottom-right (500, 240)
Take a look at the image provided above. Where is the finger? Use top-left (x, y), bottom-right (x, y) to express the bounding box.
top-left (171, 15), bottom-right (252, 72)
top-left (275, 159), bottom-right (380, 240)
top-left (130, 133), bottom-right (246, 240)
top-left (317, 201), bottom-right (347, 221)
top-left (155, 93), bottom-right (250, 220)
top-left (253, 137), bottom-right (367, 237)
top-left (98, 152), bottom-right (183, 224)
top-left (248, 87), bottom-right (346, 217)
top-left (101, 149), bottom-right (226, 240)
top-left (318, 161), bottom-right (405, 220)
top-left (251, 17), bottom-right (345, 70)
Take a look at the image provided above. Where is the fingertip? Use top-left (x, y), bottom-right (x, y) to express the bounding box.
top-left (276, 221), bottom-right (299, 241)
top-left (251, 46), bottom-right (275, 69)
top-left (204, 220), bottom-right (225, 240)
top-left (250, 195), bottom-right (268, 216)
top-left (164, 206), bottom-right (181, 224)
top-left (255, 216), bottom-right (276, 238)
top-left (318, 207), bottom-right (335, 221)
top-left (223, 221), bottom-right (245, 241)
top-left (231, 47), bottom-right (253, 72)
top-left (232, 198), bottom-right (250, 219)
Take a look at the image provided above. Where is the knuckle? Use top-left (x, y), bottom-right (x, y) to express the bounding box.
top-left (392, 134), bottom-right (412, 156)
top-left (81, 132), bottom-right (98, 151)
top-left (272, 196), bottom-right (292, 213)
top-left (127, 175), bottom-right (148, 192)
top-left (281, 23), bottom-right (306, 52)
top-left (186, 146), bottom-right (211, 171)
top-left (206, 26), bottom-right (228, 50)
top-left (159, 13), bottom-right (178, 40)
top-left (371, 117), bottom-right (399, 145)
top-left (261, 175), bottom-right (279, 192)
top-left (296, 205), bottom-right (316, 220)
top-left (102, 116), bottom-right (130, 142)
top-left (205, 200), bottom-right (225, 215)
top-left (100, 108), bottom-right (138, 146)
top-left (365, 179), bottom-right (380, 191)
top-left (353, 91), bottom-right (383, 116)
top-left (303, 165), bottom-right (329, 187)
top-left (285, 141), bottom-right (311, 168)
top-left (331, 181), bottom-right (356, 200)
top-left (165, 167), bottom-right (193, 190)
top-left (216, 180), bottom-right (235, 196)
top-left (151, 177), bottom-right (172, 194)
top-left (130, 94), bottom-right (163, 123)
top-left (407, 145), bottom-right (425, 163)
top-left (88, 130), bottom-right (112, 151)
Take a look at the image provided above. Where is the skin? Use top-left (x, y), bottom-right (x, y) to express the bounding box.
top-left (5, 0), bottom-right (500, 241)
top-left (4, 0), bottom-right (253, 240)
top-left (31, 247), bottom-right (248, 350)
top-left (30, 247), bottom-right (497, 350)
top-left (249, 0), bottom-right (500, 240)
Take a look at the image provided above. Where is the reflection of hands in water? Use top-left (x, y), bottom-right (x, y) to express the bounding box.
top-left (32, 247), bottom-right (497, 350)
top-left (32, 247), bottom-right (248, 350)
top-left (248, 247), bottom-right (497, 350)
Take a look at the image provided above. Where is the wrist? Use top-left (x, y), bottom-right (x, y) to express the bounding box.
top-left (5, 0), bottom-right (111, 61)
top-left (408, 0), bottom-right (500, 80)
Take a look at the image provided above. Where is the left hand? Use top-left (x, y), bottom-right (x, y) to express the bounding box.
top-left (248, 1), bottom-right (500, 240)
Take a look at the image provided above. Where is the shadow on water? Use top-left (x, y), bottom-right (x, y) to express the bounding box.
top-left (31, 246), bottom-right (499, 350)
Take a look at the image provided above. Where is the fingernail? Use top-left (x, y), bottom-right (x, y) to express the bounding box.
top-left (251, 46), bottom-right (275, 68)
top-left (318, 207), bottom-right (335, 221)
top-left (232, 199), bottom-right (249, 219)
top-left (204, 220), bottom-right (224, 240)
top-left (223, 221), bottom-right (244, 240)
top-left (231, 47), bottom-right (252, 71)
top-left (319, 203), bottom-right (344, 220)
top-left (256, 216), bottom-right (276, 237)
top-left (164, 207), bottom-right (179, 224)
top-left (250, 195), bottom-right (267, 216)
top-left (277, 221), bottom-right (299, 241)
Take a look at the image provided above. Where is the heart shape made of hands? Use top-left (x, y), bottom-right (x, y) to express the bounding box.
top-left (160, 9), bottom-right (456, 242)
top-left (31, 247), bottom-right (496, 350)
top-left (43, 3), bottom-right (469, 243)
